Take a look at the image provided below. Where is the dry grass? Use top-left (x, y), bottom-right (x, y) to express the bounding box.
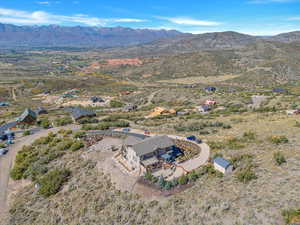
top-left (157, 74), bottom-right (240, 84)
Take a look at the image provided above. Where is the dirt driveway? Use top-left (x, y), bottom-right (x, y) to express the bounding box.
top-left (0, 125), bottom-right (80, 224)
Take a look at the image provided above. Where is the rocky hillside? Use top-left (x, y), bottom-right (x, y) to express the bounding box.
top-left (269, 31), bottom-right (300, 43)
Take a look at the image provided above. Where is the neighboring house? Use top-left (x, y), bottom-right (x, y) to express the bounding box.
top-left (213, 157), bottom-right (233, 174)
top-left (0, 121), bottom-right (17, 140)
top-left (17, 108), bottom-right (37, 124)
top-left (35, 107), bottom-right (48, 115)
top-left (177, 110), bottom-right (189, 116)
top-left (183, 85), bottom-right (195, 88)
top-left (205, 86), bottom-right (216, 92)
top-left (91, 96), bottom-right (105, 103)
top-left (65, 107), bottom-right (96, 121)
top-left (273, 88), bottom-right (287, 94)
top-left (123, 104), bottom-right (137, 112)
top-left (204, 100), bottom-right (217, 106)
top-left (197, 105), bottom-right (211, 113)
top-left (146, 107), bottom-right (176, 118)
top-left (122, 135), bottom-right (175, 172)
top-left (62, 93), bottom-right (74, 98)
top-left (286, 109), bottom-right (300, 115)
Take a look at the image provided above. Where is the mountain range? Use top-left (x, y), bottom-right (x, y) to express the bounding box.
top-left (0, 23), bottom-right (300, 49)
top-left (0, 23), bottom-right (182, 48)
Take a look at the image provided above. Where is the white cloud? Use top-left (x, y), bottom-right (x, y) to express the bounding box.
top-left (0, 7), bottom-right (146, 26)
top-left (159, 17), bottom-right (221, 26)
top-left (36, 1), bottom-right (50, 5)
top-left (113, 18), bottom-right (146, 23)
top-left (288, 16), bottom-right (300, 21)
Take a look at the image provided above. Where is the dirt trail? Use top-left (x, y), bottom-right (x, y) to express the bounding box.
top-left (11, 88), bottom-right (16, 101)
top-left (0, 125), bottom-right (80, 225)
top-left (138, 90), bottom-right (159, 110)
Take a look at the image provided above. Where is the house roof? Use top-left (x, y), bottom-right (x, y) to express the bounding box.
top-left (132, 135), bottom-right (174, 157)
top-left (214, 157), bottom-right (231, 169)
top-left (0, 121), bottom-right (17, 136)
top-left (198, 105), bottom-right (211, 111)
top-left (91, 96), bottom-right (104, 102)
top-left (18, 108), bottom-right (37, 122)
top-left (65, 107), bottom-right (96, 120)
top-left (205, 86), bottom-right (216, 91)
top-left (273, 88), bottom-right (287, 93)
top-left (35, 107), bottom-right (47, 115)
top-left (124, 135), bottom-right (145, 146)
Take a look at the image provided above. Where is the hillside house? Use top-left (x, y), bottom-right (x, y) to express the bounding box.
top-left (205, 86), bottom-right (216, 92)
top-left (35, 107), bottom-right (48, 115)
top-left (213, 157), bottom-right (233, 174)
top-left (123, 104), bottom-right (137, 112)
top-left (122, 135), bottom-right (175, 172)
top-left (197, 105), bottom-right (211, 113)
top-left (286, 109), bottom-right (300, 115)
top-left (0, 121), bottom-right (17, 140)
top-left (17, 108), bottom-right (37, 124)
top-left (146, 107), bottom-right (176, 118)
top-left (91, 96), bottom-right (104, 103)
top-left (204, 100), bottom-right (217, 106)
top-left (273, 88), bottom-right (287, 94)
top-left (65, 107), bottom-right (96, 121)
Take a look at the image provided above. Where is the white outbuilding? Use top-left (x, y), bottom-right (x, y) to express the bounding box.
top-left (213, 157), bottom-right (233, 174)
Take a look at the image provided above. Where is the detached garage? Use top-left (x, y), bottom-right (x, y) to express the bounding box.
top-left (213, 157), bottom-right (233, 174)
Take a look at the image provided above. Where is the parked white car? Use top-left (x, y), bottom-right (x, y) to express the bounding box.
top-left (0, 148), bottom-right (8, 156)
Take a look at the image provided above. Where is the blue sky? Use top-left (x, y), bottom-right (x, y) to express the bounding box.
top-left (0, 0), bottom-right (300, 35)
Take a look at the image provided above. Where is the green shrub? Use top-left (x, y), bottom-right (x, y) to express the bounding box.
top-left (58, 129), bottom-right (73, 137)
top-left (33, 136), bottom-right (53, 145)
top-left (73, 131), bottom-right (86, 139)
top-left (157, 175), bottom-right (166, 189)
top-left (0, 143), bottom-right (6, 148)
top-left (227, 137), bottom-right (245, 150)
top-left (54, 117), bottom-right (73, 126)
top-left (10, 164), bottom-right (28, 180)
top-left (39, 118), bottom-right (51, 129)
top-left (187, 170), bottom-right (199, 182)
top-left (230, 154), bottom-right (254, 169)
top-left (77, 118), bottom-right (99, 124)
top-left (110, 100), bottom-right (124, 108)
top-left (178, 175), bottom-right (188, 185)
top-left (273, 152), bottom-right (286, 166)
top-left (236, 167), bottom-right (257, 183)
top-left (70, 141), bottom-right (84, 151)
top-left (56, 139), bottom-right (74, 151)
top-left (282, 208), bottom-right (300, 224)
top-left (268, 136), bottom-right (289, 145)
top-left (23, 130), bottom-right (31, 136)
top-left (38, 169), bottom-right (71, 197)
top-left (243, 131), bottom-right (256, 141)
top-left (164, 181), bottom-right (173, 190)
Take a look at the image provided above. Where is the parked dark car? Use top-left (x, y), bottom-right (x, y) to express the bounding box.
top-left (196, 139), bottom-right (202, 144)
top-left (186, 136), bottom-right (197, 141)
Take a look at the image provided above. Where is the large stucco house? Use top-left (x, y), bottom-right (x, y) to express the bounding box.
top-left (121, 135), bottom-right (175, 173)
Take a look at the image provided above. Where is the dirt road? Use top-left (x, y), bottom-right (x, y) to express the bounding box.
top-left (0, 125), bottom-right (79, 224)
